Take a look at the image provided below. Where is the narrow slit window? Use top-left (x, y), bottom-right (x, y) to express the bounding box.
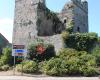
top-left (77, 27), bottom-right (80, 32)
top-left (64, 19), bottom-right (67, 23)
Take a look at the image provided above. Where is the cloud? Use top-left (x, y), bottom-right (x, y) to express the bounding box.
top-left (0, 18), bottom-right (13, 25)
top-left (0, 18), bottom-right (13, 43)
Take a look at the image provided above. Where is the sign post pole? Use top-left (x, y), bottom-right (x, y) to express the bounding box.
top-left (21, 56), bottom-right (24, 76)
top-left (12, 45), bottom-right (26, 76)
top-left (13, 53), bottom-right (16, 75)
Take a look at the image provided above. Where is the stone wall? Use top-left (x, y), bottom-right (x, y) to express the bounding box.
top-left (36, 3), bottom-right (54, 36)
top-left (34, 34), bottom-right (63, 53)
top-left (13, 0), bottom-right (89, 53)
top-left (13, 0), bottom-right (64, 51)
top-left (58, 0), bottom-right (88, 33)
top-left (13, 0), bottom-right (38, 47)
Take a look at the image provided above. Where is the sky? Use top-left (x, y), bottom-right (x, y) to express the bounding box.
top-left (0, 0), bottom-right (100, 43)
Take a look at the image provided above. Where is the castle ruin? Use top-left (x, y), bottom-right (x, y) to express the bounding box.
top-left (13, 0), bottom-right (88, 52)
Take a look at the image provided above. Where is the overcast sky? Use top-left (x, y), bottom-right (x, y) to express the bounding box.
top-left (0, 0), bottom-right (100, 43)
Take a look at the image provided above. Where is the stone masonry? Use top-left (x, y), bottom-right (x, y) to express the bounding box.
top-left (58, 0), bottom-right (88, 33)
top-left (13, 0), bottom-right (88, 52)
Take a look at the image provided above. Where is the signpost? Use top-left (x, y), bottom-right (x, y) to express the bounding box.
top-left (12, 45), bottom-right (26, 56)
top-left (12, 45), bottom-right (27, 76)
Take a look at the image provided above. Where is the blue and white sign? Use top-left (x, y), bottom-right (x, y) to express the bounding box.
top-left (12, 45), bottom-right (27, 56)
top-left (15, 49), bottom-right (25, 53)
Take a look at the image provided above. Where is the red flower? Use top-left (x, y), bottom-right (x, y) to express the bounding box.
top-left (36, 45), bottom-right (45, 54)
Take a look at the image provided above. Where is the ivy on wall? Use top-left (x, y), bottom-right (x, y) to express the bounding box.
top-left (37, 2), bottom-right (63, 35)
top-left (62, 32), bottom-right (98, 52)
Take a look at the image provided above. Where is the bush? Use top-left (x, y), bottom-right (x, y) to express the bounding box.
top-left (16, 60), bottom-right (38, 73)
top-left (1, 64), bottom-right (10, 71)
top-left (66, 57), bottom-right (81, 75)
top-left (42, 58), bottom-right (68, 76)
top-left (65, 21), bottom-right (74, 34)
top-left (42, 57), bottom-right (97, 76)
top-left (80, 54), bottom-right (96, 66)
top-left (38, 61), bottom-right (47, 73)
top-left (62, 32), bottom-right (98, 52)
top-left (57, 48), bottom-right (97, 76)
top-left (92, 46), bottom-right (100, 66)
top-left (28, 41), bottom-right (55, 61)
top-left (98, 37), bottom-right (100, 43)
top-left (61, 32), bottom-right (70, 41)
top-left (58, 48), bottom-right (96, 66)
top-left (80, 66), bottom-right (96, 76)
top-left (58, 48), bottom-right (78, 60)
top-left (0, 48), bottom-right (12, 66)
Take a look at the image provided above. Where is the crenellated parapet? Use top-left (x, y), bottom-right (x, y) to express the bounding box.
top-left (71, 0), bottom-right (88, 13)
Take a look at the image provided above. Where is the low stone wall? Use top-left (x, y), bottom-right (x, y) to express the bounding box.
top-left (37, 34), bottom-right (64, 54)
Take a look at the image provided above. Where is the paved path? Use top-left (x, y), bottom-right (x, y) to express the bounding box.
top-left (0, 76), bottom-right (100, 80)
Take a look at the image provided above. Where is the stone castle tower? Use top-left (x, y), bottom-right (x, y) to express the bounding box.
top-left (58, 0), bottom-right (88, 32)
top-left (13, 0), bottom-right (47, 46)
top-left (13, 0), bottom-right (88, 52)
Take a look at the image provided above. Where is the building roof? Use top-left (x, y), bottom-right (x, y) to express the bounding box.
top-left (0, 33), bottom-right (9, 48)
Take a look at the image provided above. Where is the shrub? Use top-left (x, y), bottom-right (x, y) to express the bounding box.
top-left (65, 21), bottom-right (74, 33)
top-left (80, 66), bottom-right (96, 76)
top-left (0, 48), bottom-right (12, 66)
top-left (16, 60), bottom-right (38, 73)
top-left (38, 61), bottom-right (47, 73)
top-left (61, 32), bottom-right (70, 41)
top-left (58, 48), bottom-right (96, 66)
top-left (79, 54), bottom-right (97, 76)
top-left (98, 37), bottom-right (100, 43)
top-left (92, 46), bottom-right (100, 66)
top-left (58, 49), bottom-right (80, 75)
top-left (57, 48), bottom-right (97, 76)
top-left (28, 41), bottom-right (55, 61)
top-left (62, 32), bottom-right (98, 52)
top-left (42, 56), bottom-right (97, 76)
top-left (80, 54), bottom-right (96, 66)
top-left (42, 58), bottom-right (68, 76)
top-left (66, 57), bottom-right (81, 75)
top-left (58, 48), bottom-right (78, 60)
top-left (1, 64), bottom-right (10, 71)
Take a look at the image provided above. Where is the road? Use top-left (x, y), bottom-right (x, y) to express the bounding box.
top-left (0, 76), bottom-right (100, 80)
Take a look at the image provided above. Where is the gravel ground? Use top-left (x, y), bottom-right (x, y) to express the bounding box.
top-left (0, 70), bottom-right (100, 80)
top-left (0, 76), bottom-right (100, 80)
